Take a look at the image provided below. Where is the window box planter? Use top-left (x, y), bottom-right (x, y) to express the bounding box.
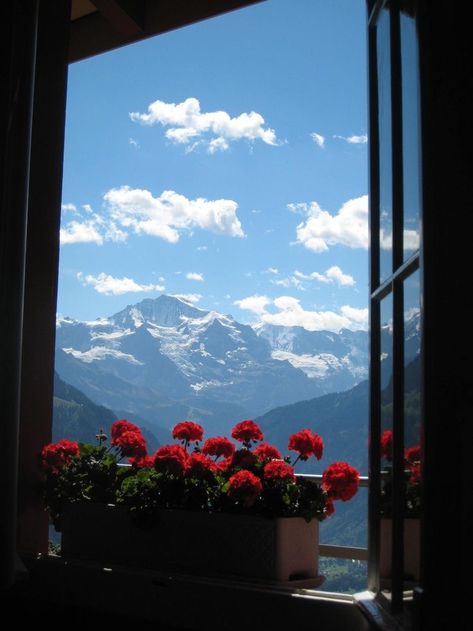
top-left (379, 517), bottom-right (421, 582)
top-left (60, 502), bottom-right (322, 585)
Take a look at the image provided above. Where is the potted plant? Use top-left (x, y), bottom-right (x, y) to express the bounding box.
top-left (379, 430), bottom-right (422, 582)
top-left (41, 419), bottom-right (360, 584)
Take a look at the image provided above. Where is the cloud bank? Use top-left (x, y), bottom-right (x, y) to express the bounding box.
top-left (234, 294), bottom-right (368, 332)
top-left (130, 97), bottom-right (278, 153)
top-left (77, 272), bottom-right (165, 296)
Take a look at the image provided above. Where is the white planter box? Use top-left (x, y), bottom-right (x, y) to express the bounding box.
top-left (61, 503), bottom-right (320, 583)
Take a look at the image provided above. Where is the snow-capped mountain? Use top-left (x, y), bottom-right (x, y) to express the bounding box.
top-left (55, 295), bottom-right (408, 434)
top-left (254, 323), bottom-right (369, 391)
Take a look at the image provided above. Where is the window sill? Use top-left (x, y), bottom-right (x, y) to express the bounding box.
top-left (355, 590), bottom-right (419, 631)
top-left (19, 553), bottom-right (374, 630)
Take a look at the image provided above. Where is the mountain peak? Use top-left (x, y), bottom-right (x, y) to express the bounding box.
top-left (110, 294), bottom-right (208, 329)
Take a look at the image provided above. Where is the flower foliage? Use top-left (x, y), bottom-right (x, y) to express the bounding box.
top-left (41, 418), bottom-right (360, 527)
top-left (380, 429), bottom-right (422, 517)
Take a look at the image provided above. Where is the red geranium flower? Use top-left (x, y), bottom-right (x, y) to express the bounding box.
top-left (128, 454), bottom-right (155, 469)
top-left (380, 430), bottom-right (393, 461)
top-left (254, 443), bottom-right (282, 462)
top-left (408, 462), bottom-right (421, 485)
top-left (154, 444), bottom-right (188, 475)
top-left (263, 460), bottom-right (296, 482)
top-left (172, 421), bottom-right (204, 444)
top-left (227, 470), bottom-right (262, 508)
top-left (202, 436), bottom-right (235, 460)
top-left (217, 456), bottom-right (233, 472)
top-left (288, 429), bottom-right (324, 461)
top-left (41, 439), bottom-right (79, 474)
top-left (111, 419), bottom-right (142, 444)
top-left (231, 420), bottom-right (264, 445)
top-left (186, 452), bottom-right (218, 477)
top-left (322, 461), bottom-right (360, 501)
top-left (230, 448), bottom-right (258, 470)
top-left (114, 430), bottom-right (147, 458)
top-left (405, 445), bottom-right (421, 463)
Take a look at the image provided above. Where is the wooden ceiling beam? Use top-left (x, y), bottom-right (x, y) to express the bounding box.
top-left (90, 0), bottom-right (144, 37)
top-left (70, 0), bottom-right (264, 63)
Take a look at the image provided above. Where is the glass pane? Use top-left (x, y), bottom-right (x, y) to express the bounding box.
top-left (377, 8), bottom-right (392, 282)
top-left (379, 292), bottom-right (393, 589)
top-left (401, 11), bottom-right (421, 260)
top-left (403, 271), bottom-right (421, 597)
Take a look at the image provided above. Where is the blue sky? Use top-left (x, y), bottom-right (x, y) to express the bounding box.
top-left (58, 0), bottom-right (368, 332)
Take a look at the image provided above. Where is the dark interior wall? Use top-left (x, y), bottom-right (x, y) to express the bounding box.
top-left (417, 1), bottom-right (472, 627)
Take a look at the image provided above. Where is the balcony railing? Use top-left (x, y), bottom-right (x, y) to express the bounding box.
top-left (298, 473), bottom-right (369, 562)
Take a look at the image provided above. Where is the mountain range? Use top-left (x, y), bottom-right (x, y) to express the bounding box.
top-left (55, 294), bottom-right (371, 434)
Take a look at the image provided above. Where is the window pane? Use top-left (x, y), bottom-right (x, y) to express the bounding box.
top-left (401, 11), bottom-right (421, 260)
top-left (403, 270), bottom-right (421, 595)
top-left (377, 8), bottom-right (392, 282)
top-left (379, 292), bottom-right (393, 588)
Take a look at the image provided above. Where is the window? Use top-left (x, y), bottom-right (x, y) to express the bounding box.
top-left (368, 0), bottom-right (422, 618)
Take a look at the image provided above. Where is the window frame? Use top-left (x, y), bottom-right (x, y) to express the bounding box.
top-left (367, 0), bottom-right (423, 620)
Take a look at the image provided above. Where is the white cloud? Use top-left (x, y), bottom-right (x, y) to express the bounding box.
top-left (236, 295), bottom-right (367, 332)
top-left (263, 266), bottom-right (355, 292)
top-left (333, 134), bottom-right (368, 144)
top-left (340, 305), bottom-right (369, 327)
top-left (292, 195), bottom-right (368, 252)
top-left (186, 272), bottom-right (204, 282)
top-left (294, 270), bottom-right (329, 283)
top-left (208, 137), bottom-right (230, 154)
top-left (104, 186), bottom-right (244, 243)
top-left (234, 295), bottom-right (271, 316)
top-left (311, 132), bottom-right (325, 148)
top-left (270, 276), bottom-right (305, 291)
top-left (130, 97), bottom-right (278, 153)
top-left (60, 220), bottom-right (104, 245)
top-left (197, 245), bottom-right (208, 251)
top-left (62, 203), bottom-right (77, 213)
top-left (129, 137), bottom-right (140, 148)
top-left (170, 293), bottom-right (202, 304)
top-left (77, 272), bottom-right (165, 296)
top-left (325, 265), bottom-right (355, 286)
top-left (404, 229), bottom-right (420, 251)
top-left (264, 296), bottom-right (367, 332)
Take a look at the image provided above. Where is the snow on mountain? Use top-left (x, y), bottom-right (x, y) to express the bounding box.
top-left (55, 295), bottom-right (413, 433)
top-left (254, 323), bottom-right (369, 391)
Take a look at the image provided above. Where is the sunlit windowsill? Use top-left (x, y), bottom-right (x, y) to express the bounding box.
top-left (19, 552), bottom-right (374, 631)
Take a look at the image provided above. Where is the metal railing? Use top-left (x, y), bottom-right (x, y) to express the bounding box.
top-left (298, 474), bottom-right (369, 562)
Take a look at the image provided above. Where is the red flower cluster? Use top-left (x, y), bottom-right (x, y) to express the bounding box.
top-left (405, 445), bottom-right (421, 463)
top-left (254, 443), bottom-right (282, 462)
top-left (380, 430), bottom-right (393, 461)
top-left (41, 417), bottom-right (361, 523)
top-left (154, 444), bottom-right (188, 475)
top-left (227, 470), bottom-right (263, 508)
top-left (116, 430), bottom-right (147, 458)
top-left (322, 462), bottom-right (360, 501)
top-left (111, 419), bottom-right (141, 441)
top-left (172, 421), bottom-right (204, 444)
top-left (231, 420), bottom-right (264, 444)
top-left (128, 454), bottom-right (155, 469)
top-left (288, 428), bottom-right (323, 461)
top-left (110, 419), bottom-right (147, 459)
top-left (202, 436), bottom-right (235, 460)
top-left (186, 452), bottom-right (218, 477)
top-left (263, 460), bottom-right (295, 482)
top-left (41, 439), bottom-right (79, 473)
